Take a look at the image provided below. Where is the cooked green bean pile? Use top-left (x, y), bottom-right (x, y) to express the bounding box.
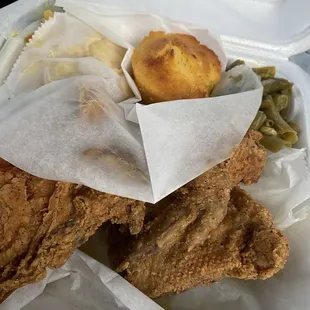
top-left (227, 60), bottom-right (299, 152)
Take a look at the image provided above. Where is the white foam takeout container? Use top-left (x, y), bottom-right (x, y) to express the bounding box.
top-left (1, 0), bottom-right (310, 310)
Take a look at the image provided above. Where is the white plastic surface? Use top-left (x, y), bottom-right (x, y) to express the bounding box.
top-left (2, 0), bottom-right (310, 57)
top-left (58, 0), bottom-right (310, 57)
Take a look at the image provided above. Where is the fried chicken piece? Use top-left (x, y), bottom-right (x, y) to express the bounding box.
top-left (0, 161), bottom-right (145, 302)
top-left (229, 130), bottom-right (267, 185)
top-left (113, 132), bottom-right (287, 298)
top-left (116, 188), bottom-right (288, 298)
top-left (114, 131), bottom-right (266, 266)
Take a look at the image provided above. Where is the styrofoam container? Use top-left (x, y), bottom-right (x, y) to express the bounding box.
top-left (1, 1), bottom-right (310, 310)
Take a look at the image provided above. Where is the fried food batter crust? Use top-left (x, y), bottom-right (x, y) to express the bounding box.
top-left (114, 131), bottom-right (288, 298)
top-left (117, 188), bottom-right (288, 298)
top-left (116, 131), bottom-right (266, 264)
top-left (0, 160), bottom-right (145, 302)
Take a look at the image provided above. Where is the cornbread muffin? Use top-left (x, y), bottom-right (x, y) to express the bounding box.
top-left (132, 31), bottom-right (221, 104)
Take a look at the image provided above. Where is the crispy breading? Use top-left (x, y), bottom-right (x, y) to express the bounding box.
top-left (112, 132), bottom-right (289, 298)
top-left (115, 131), bottom-right (266, 263)
top-left (229, 130), bottom-right (266, 185)
top-left (116, 188), bottom-right (288, 298)
top-left (0, 161), bottom-right (145, 302)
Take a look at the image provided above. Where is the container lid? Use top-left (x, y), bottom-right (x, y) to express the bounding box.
top-left (1, 0), bottom-right (310, 58)
top-left (60, 0), bottom-right (310, 58)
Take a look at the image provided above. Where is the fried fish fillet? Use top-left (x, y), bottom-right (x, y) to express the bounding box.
top-left (113, 131), bottom-right (289, 297)
top-left (117, 188), bottom-right (289, 298)
top-left (0, 160), bottom-right (145, 302)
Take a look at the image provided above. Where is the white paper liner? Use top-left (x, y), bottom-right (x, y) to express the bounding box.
top-left (4, 12), bottom-right (133, 102)
top-left (1, 251), bottom-right (162, 310)
top-left (243, 148), bottom-right (310, 229)
top-left (0, 7), bottom-right (264, 202)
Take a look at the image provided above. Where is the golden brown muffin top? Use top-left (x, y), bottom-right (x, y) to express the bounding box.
top-left (132, 31), bottom-right (221, 104)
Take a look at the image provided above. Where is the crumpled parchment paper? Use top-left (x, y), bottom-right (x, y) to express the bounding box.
top-left (0, 3), bottom-right (262, 203)
top-left (1, 251), bottom-right (162, 310)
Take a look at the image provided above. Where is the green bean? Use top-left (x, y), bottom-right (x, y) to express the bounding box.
top-left (280, 89), bottom-right (293, 120)
top-left (280, 132), bottom-right (298, 144)
top-left (281, 88), bottom-right (293, 98)
top-left (252, 66), bottom-right (276, 79)
top-left (262, 97), bottom-right (298, 144)
top-left (264, 119), bottom-right (274, 127)
top-left (288, 121), bottom-right (300, 134)
top-left (262, 78), bottom-right (293, 96)
top-left (272, 94), bottom-right (288, 111)
top-left (260, 95), bottom-right (274, 109)
top-left (260, 126), bottom-right (277, 136)
top-left (250, 111), bottom-right (267, 130)
top-left (226, 59), bottom-right (245, 71)
top-left (260, 135), bottom-right (292, 152)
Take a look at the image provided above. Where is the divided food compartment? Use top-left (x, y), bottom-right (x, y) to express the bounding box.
top-left (59, 0), bottom-right (310, 159)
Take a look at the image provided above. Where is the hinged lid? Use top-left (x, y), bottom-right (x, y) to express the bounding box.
top-left (59, 0), bottom-right (310, 58)
top-left (1, 0), bottom-right (310, 58)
